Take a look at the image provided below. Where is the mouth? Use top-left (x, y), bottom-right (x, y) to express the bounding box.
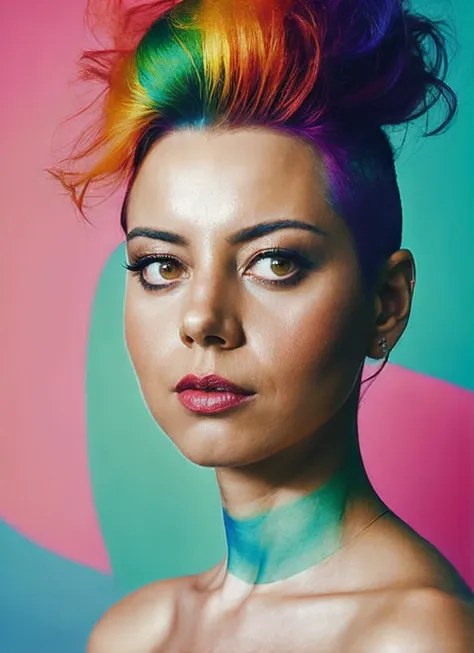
top-left (174, 373), bottom-right (256, 414)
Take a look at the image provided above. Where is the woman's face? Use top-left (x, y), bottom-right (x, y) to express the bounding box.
top-left (124, 127), bottom-right (372, 468)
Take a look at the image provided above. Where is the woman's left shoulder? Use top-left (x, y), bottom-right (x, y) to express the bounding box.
top-left (352, 588), bottom-right (474, 653)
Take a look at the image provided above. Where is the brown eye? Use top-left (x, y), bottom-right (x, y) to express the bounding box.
top-left (269, 257), bottom-right (293, 276)
top-left (244, 248), bottom-right (316, 287)
top-left (123, 254), bottom-right (187, 291)
top-left (250, 254), bottom-right (296, 280)
top-left (124, 255), bottom-right (185, 289)
top-left (145, 260), bottom-right (181, 282)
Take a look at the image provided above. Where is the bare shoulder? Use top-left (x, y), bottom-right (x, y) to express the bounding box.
top-left (86, 575), bottom-right (190, 653)
top-left (350, 588), bottom-right (474, 653)
top-left (351, 510), bottom-right (473, 600)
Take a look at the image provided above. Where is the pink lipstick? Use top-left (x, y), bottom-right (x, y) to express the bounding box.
top-left (175, 374), bottom-right (256, 414)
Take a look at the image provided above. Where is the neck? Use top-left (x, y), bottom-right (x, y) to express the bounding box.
top-left (222, 466), bottom-right (351, 584)
top-left (217, 423), bottom-right (381, 586)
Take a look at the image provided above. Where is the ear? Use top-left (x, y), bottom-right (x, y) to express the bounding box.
top-left (366, 249), bottom-right (416, 360)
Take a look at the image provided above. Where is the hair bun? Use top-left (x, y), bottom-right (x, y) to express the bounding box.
top-left (318, 0), bottom-right (458, 134)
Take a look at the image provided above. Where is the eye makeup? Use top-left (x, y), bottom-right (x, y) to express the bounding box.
top-left (122, 247), bottom-right (318, 292)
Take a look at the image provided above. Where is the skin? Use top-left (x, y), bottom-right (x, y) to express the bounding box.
top-left (88, 127), bottom-right (473, 652)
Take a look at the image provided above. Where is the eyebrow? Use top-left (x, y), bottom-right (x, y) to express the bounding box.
top-left (126, 219), bottom-right (327, 246)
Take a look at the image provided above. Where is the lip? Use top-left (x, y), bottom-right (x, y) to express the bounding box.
top-left (177, 389), bottom-right (255, 414)
top-left (174, 373), bottom-right (256, 415)
top-left (174, 373), bottom-right (254, 395)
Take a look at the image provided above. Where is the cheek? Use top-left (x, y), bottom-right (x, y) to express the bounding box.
top-left (123, 289), bottom-right (171, 384)
top-left (252, 276), bottom-right (366, 409)
top-left (124, 290), bottom-right (145, 369)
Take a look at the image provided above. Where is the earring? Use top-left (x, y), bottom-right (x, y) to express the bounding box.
top-left (377, 335), bottom-right (389, 358)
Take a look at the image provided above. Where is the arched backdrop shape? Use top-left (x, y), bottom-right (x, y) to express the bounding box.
top-left (0, 1), bottom-right (472, 651)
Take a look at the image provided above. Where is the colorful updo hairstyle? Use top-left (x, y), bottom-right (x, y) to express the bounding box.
top-left (50, 0), bottom-right (457, 295)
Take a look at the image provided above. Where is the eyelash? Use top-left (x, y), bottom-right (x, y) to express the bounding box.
top-left (122, 248), bottom-right (315, 292)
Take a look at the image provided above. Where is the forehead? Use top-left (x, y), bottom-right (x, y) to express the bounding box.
top-left (127, 127), bottom-right (334, 231)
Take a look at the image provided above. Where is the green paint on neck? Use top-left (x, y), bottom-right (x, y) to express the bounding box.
top-left (222, 469), bottom-right (350, 584)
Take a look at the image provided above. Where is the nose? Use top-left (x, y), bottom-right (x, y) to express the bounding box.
top-left (179, 272), bottom-right (244, 350)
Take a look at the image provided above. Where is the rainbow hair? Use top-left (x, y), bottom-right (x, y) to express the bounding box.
top-left (50, 0), bottom-right (457, 291)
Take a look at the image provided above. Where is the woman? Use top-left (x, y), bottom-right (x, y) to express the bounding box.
top-left (51, 0), bottom-right (473, 650)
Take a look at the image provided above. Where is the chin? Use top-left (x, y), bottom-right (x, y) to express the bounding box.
top-left (172, 441), bottom-right (252, 469)
top-left (170, 433), bottom-right (285, 470)
top-left (147, 398), bottom-right (291, 468)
